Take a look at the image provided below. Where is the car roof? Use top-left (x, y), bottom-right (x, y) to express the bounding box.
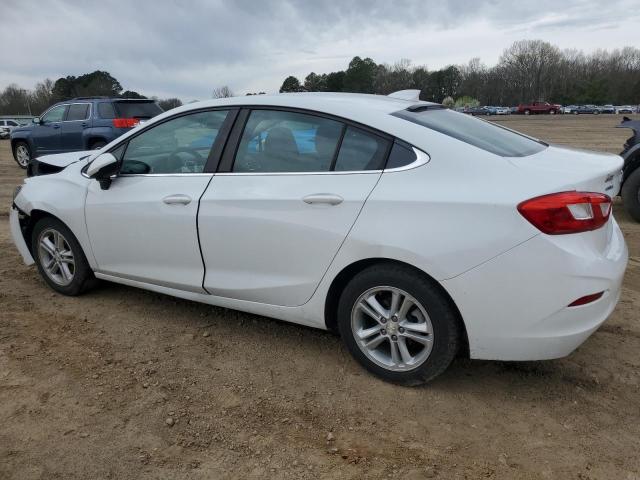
top-left (158, 92), bottom-right (437, 136)
top-left (183, 92), bottom-right (432, 115)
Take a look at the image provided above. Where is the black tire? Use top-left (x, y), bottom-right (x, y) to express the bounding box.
top-left (337, 263), bottom-right (462, 386)
top-left (622, 167), bottom-right (640, 222)
top-left (13, 140), bottom-right (31, 169)
top-left (89, 140), bottom-right (107, 150)
top-left (31, 216), bottom-right (97, 296)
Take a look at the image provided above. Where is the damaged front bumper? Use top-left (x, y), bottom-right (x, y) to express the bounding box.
top-left (10, 205), bottom-right (34, 265)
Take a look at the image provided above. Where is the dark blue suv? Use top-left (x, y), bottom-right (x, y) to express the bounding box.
top-left (11, 97), bottom-right (163, 168)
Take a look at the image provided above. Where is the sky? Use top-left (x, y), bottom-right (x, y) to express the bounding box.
top-left (2, 0), bottom-right (640, 101)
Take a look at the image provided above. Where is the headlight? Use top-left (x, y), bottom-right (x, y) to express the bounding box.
top-left (12, 185), bottom-right (22, 202)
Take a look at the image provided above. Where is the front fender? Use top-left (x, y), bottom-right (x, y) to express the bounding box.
top-left (13, 166), bottom-right (97, 270)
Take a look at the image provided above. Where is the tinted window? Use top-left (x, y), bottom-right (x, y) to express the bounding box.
top-left (66, 103), bottom-right (90, 121)
top-left (233, 110), bottom-right (343, 173)
top-left (334, 126), bottom-right (389, 171)
top-left (114, 101), bottom-right (163, 118)
top-left (7, 120), bottom-right (18, 126)
top-left (42, 105), bottom-right (66, 123)
top-left (392, 108), bottom-right (546, 157)
top-left (121, 110), bottom-right (228, 174)
top-left (386, 141), bottom-right (417, 169)
top-left (98, 103), bottom-right (116, 119)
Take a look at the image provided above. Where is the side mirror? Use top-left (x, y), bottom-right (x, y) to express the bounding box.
top-left (32, 117), bottom-right (41, 124)
top-left (87, 153), bottom-right (119, 190)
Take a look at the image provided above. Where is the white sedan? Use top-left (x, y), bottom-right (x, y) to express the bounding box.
top-left (10, 92), bottom-right (628, 385)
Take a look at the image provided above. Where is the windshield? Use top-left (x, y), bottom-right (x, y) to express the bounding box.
top-left (114, 101), bottom-right (163, 119)
top-left (392, 108), bottom-right (546, 157)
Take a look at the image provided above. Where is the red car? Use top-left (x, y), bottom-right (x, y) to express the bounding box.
top-left (517, 102), bottom-right (561, 115)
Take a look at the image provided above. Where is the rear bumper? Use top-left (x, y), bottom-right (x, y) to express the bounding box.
top-left (10, 206), bottom-right (34, 266)
top-left (442, 218), bottom-right (628, 361)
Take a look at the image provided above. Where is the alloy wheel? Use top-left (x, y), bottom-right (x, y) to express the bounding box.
top-left (38, 228), bottom-right (75, 286)
top-left (351, 286), bottom-right (434, 372)
top-left (15, 145), bottom-right (30, 167)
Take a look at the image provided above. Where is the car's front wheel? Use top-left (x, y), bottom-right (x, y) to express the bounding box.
top-left (13, 141), bottom-right (31, 169)
top-left (622, 167), bottom-right (640, 222)
top-left (337, 263), bottom-right (462, 386)
top-left (31, 217), bottom-right (97, 296)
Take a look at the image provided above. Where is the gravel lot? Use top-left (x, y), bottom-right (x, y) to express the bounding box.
top-left (1, 114), bottom-right (639, 480)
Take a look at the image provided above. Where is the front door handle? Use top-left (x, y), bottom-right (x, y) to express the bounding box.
top-left (163, 194), bottom-right (192, 205)
top-left (303, 193), bottom-right (344, 205)
top-left (52, 124), bottom-right (60, 129)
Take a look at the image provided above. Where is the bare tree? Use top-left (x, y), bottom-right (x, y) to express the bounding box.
top-left (212, 86), bottom-right (234, 98)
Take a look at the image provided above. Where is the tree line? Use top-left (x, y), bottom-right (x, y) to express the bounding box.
top-left (279, 40), bottom-right (640, 106)
top-left (0, 70), bottom-right (183, 115)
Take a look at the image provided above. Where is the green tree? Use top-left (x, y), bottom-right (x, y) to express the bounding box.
top-left (121, 90), bottom-right (146, 99)
top-left (157, 98), bottom-right (183, 110)
top-left (303, 72), bottom-right (327, 92)
top-left (343, 56), bottom-right (377, 93)
top-left (51, 70), bottom-right (123, 100)
top-left (325, 71), bottom-right (345, 92)
top-left (279, 76), bottom-right (303, 93)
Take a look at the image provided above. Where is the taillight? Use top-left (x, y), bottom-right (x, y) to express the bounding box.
top-left (517, 191), bottom-right (611, 235)
top-left (112, 118), bottom-right (139, 128)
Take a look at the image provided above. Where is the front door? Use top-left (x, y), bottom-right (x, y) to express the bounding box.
top-left (85, 109), bottom-right (232, 292)
top-left (33, 104), bottom-right (66, 153)
top-left (199, 109), bottom-right (391, 306)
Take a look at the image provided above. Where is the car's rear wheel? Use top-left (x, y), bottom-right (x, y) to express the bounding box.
top-left (337, 263), bottom-right (462, 386)
top-left (524, 109), bottom-right (531, 115)
top-left (31, 217), bottom-right (97, 296)
top-left (622, 167), bottom-right (640, 222)
top-left (13, 141), bottom-right (31, 169)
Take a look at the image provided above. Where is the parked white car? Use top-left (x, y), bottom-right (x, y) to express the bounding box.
top-left (10, 92), bottom-right (628, 385)
top-left (0, 119), bottom-right (20, 139)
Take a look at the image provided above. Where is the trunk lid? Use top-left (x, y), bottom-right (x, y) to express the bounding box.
top-left (509, 145), bottom-right (623, 197)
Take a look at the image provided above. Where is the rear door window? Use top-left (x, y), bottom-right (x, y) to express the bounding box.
top-left (392, 108), bottom-right (546, 157)
top-left (233, 110), bottom-right (343, 173)
top-left (66, 103), bottom-right (90, 121)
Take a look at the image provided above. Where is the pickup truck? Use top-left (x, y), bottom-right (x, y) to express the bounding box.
top-left (517, 102), bottom-right (561, 115)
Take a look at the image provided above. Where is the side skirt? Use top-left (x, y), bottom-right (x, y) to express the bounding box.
top-left (94, 272), bottom-right (327, 330)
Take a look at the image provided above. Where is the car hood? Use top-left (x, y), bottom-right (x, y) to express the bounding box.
top-left (35, 150), bottom-right (94, 168)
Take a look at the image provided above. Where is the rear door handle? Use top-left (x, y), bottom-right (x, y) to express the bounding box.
top-left (52, 124), bottom-right (60, 129)
top-left (303, 193), bottom-right (344, 205)
top-left (162, 194), bottom-right (192, 205)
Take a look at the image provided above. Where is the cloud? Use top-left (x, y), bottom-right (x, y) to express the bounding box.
top-left (1, 0), bottom-right (638, 100)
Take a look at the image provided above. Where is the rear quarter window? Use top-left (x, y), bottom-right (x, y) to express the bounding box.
top-left (392, 108), bottom-right (546, 157)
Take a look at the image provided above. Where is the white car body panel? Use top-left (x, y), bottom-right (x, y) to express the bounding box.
top-left (85, 175), bottom-right (213, 293)
top-left (199, 171), bottom-right (381, 306)
top-left (9, 92), bottom-right (628, 362)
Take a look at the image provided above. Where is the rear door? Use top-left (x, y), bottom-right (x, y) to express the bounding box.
top-left (198, 108), bottom-right (391, 306)
top-left (60, 102), bottom-right (91, 151)
top-left (33, 104), bottom-right (67, 153)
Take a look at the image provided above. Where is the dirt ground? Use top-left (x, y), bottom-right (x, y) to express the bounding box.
top-left (1, 114), bottom-right (639, 480)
